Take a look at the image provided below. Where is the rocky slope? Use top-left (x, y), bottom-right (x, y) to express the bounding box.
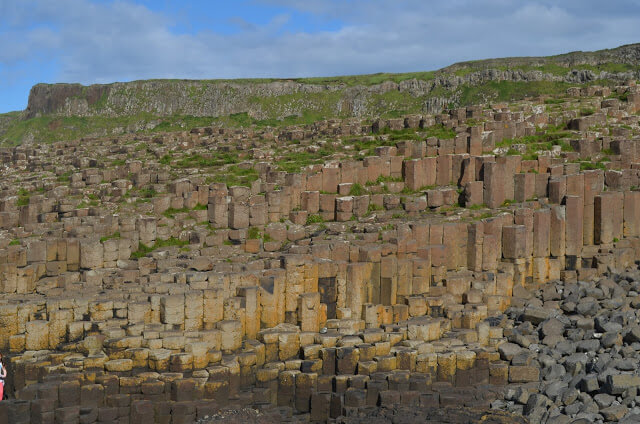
top-left (1, 43), bottom-right (638, 145)
top-left (23, 44), bottom-right (640, 120)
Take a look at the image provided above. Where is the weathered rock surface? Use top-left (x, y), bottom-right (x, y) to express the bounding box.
top-left (0, 76), bottom-right (639, 423)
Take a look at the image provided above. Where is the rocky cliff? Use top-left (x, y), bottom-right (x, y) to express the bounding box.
top-left (24, 44), bottom-right (640, 120)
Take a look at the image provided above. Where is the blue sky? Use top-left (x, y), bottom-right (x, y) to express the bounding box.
top-left (1, 0), bottom-right (639, 113)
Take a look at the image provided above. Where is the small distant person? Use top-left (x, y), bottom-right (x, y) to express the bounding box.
top-left (0, 353), bottom-right (6, 400)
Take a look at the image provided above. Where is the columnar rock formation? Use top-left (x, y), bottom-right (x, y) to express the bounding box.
top-left (0, 81), bottom-right (639, 423)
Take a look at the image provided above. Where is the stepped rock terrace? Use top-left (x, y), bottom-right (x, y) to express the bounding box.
top-left (0, 81), bottom-right (639, 423)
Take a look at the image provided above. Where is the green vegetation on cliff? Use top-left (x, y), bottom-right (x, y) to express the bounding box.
top-left (1, 43), bottom-right (638, 145)
top-left (0, 79), bottom-right (608, 145)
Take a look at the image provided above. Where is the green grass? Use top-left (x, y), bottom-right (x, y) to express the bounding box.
top-left (100, 232), bottom-right (121, 243)
top-left (1, 113), bottom-right (154, 145)
top-left (423, 124), bottom-right (457, 139)
top-left (16, 188), bottom-right (31, 206)
top-left (57, 171), bottom-right (72, 182)
top-left (138, 187), bottom-right (157, 198)
top-left (16, 196), bottom-right (30, 207)
top-left (379, 124), bottom-right (455, 140)
top-left (579, 160), bottom-right (608, 171)
top-left (295, 71), bottom-right (436, 87)
top-left (131, 237), bottom-right (189, 259)
top-left (220, 111), bottom-right (331, 128)
top-left (159, 154), bottom-right (172, 165)
top-left (349, 183), bottom-right (366, 196)
top-left (451, 61), bottom-right (639, 78)
top-left (276, 150), bottom-right (332, 173)
top-left (466, 203), bottom-right (488, 210)
top-left (175, 152), bottom-right (239, 168)
top-left (458, 80), bottom-right (575, 106)
top-left (162, 207), bottom-right (189, 219)
top-left (367, 89), bottom-right (427, 118)
top-left (580, 107), bottom-right (595, 117)
top-left (400, 186), bottom-right (418, 194)
top-left (0, 112), bottom-right (221, 145)
top-left (306, 214), bottom-right (324, 225)
top-left (161, 204), bottom-right (206, 218)
top-left (496, 124), bottom-right (574, 157)
top-left (8, 239), bottom-right (20, 246)
top-left (544, 98), bottom-right (566, 105)
top-left (77, 199), bottom-right (98, 208)
top-left (208, 166), bottom-right (258, 187)
top-left (2, 55), bottom-right (632, 146)
top-left (350, 137), bottom-right (396, 157)
top-left (374, 175), bottom-right (404, 184)
top-left (247, 227), bottom-right (261, 240)
top-left (352, 124), bottom-right (455, 157)
top-left (247, 90), bottom-right (345, 126)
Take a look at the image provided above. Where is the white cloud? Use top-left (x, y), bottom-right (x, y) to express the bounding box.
top-left (1, 0), bottom-right (639, 87)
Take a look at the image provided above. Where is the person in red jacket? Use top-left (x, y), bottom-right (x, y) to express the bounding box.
top-left (0, 353), bottom-right (6, 401)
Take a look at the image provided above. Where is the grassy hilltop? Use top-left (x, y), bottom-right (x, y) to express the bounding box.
top-left (1, 43), bottom-right (639, 145)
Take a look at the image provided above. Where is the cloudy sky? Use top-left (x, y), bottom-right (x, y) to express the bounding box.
top-left (1, 0), bottom-right (639, 112)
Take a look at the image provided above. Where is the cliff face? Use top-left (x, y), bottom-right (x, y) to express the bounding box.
top-left (23, 68), bottom-right (637, 120)
top-left (26, 80), bottom-right (345, 119)
top-left (24, 43), bottom-right (640, 120)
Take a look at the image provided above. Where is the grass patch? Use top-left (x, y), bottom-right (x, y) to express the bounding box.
top-left (580, 107), bottom-right (595, 117)
top-left (57, 171), bottom-right (72, 182)
top-left (162, 207), bottom-right (189, 219)
top-left (1, 113), bottom-right (212, 145)
top-left (138, 187), bottom-right (157, 198)
top-left (295, 71), bottom-right (436, 87)
top-left (423, 124), bottom-right (457, 139)
top-left (374, 175), bottom-right (403, 184)
top-left (16, 196), bottom-right (30, 207)
top-left (544, 98), bottom-right (566, 105)
top-left (16, 188), bottom-right (32, 206)
top-left (579, 160), bottom-right (607, 171)
top-left (467, 203), bottom-right (488, 210)
top-left (175, 152), bottom-right (239, 168)
top-left (349, 183), bottom-right (366, 196)
top-left (458, 80), bottom-right (575, 106)
top-left (208, 166), bottom-right (258, 187)
top-left (379, 127), bottom-right (423, 141)
top-left (162, 204), bottom-right (207, 218)
top-left (100, 231), bottom-right (121, 243)
top-left (159, 154), bottom-right (172, 165)
top-left (306, 214), bottom-right (324, 225)
top-left (131, 237), bottom-right (189, 259)
top-left (247, 227), bottom-right (261, 240)
top-left (496, 124), bottom-right (573, 157)
top-left (276, 150), bottom-right (332, 173)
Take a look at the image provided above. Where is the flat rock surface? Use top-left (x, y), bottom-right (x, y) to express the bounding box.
top-left (197, 406), bottom-right (529, 423)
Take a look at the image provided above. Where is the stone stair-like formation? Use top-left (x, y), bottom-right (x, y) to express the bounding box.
top-left (0, 82), bottom-right (639, 423)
